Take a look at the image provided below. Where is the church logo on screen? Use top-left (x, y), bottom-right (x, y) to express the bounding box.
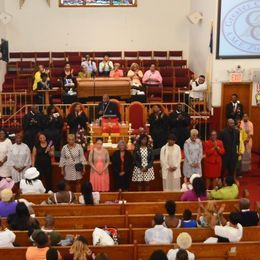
top-left (222, 0), bottom-right (260, 54)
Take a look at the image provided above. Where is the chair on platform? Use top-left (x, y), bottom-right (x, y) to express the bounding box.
top-left (146, 85), bottom-right (163, 103)
top-left (110, 98), bottom-right (124, 120)
top-left (153, 51), bottom-right (168, 60)
top-left (126, 101), bottom-right (147, 134)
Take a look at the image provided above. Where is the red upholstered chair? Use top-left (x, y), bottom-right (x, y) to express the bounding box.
top-left (146, 85), bottom-right (163, 103)
top-left (162, 76), bottom-right (175, 101)
top-left (21, 52), bottom-right (36, 62)
top-left (153, 51), bottom-right (168, 60)
top-left (142, 60), bottom-right (157, 70)
top-left (169, 50), bottom-right (183, 59)
top-left (158, 60), bottom-right (172, 68)
top-left (124, 51), bottom-right (138, 59)
top-left (110, 98), bottom-right (124, 120)
top-left (126, 102), bottom-right (147, 133)
top-left (52, 60), bottom-right (66, 68)
top-left (51, 52), bottom-right (66, 60)
top-left (138, 51), bottom-right (153, 59)
top-left (172, 59), bottom-right (187, 68)
top-left (68, 56), bottom-right (82, 65)
top-left (16, 61), bottom-right (35, 77)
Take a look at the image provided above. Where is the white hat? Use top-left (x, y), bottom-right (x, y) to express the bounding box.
top-left (190, 173), bottom-right (201, 185)
top-left (176, 232), bottom-right (192, 249)
top-left (24, 167), bottom-right (40, 180)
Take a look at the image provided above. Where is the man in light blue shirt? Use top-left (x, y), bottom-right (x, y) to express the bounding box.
top-left (81, 54), bottom-right (97, 76)
top-left (145, 214), bottom-right (173, 244)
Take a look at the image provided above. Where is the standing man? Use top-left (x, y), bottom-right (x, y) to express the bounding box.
top-left (218, 119), bottom-right (240, 177)
top-left (226, 94), bottom-right (244, 120)
top-left (189, 74), bottom-right (207, 101)
top-left (22, 105), bottom-right (46, 150)
top-left (99, 53), bottom-right (114, 77)
top-left (168, 104), bottom-right (190, 149)
top-left (97, 94), bottom-right (121, 121)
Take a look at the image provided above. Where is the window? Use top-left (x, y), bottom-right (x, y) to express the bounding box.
top-left (59, 0), bottom-right (137, 7)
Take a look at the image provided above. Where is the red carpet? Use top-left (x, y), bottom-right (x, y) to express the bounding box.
top-left (239, 153), bottom-right (260, 208)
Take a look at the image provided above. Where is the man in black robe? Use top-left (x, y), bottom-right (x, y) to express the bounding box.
top-left (226, 93), bottom-right (244, 120)
top-left (168, 104), bottom-right (190, 149)
top-left (22, 105), bottom-right (46, 150)
top-left (218, 118), bottom-right (240, 178)
top-left (97, 94), bottom-right (121, 121)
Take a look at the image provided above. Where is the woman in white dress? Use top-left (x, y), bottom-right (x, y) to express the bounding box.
top-left (0, 130), bottom-right (12, 179)
top-left (183, 129), bottom-right (203, 182)
top-left (160, 134), bottom-right (182, 191)
top-left (7, 133), bottom-right (31, 184)
top-left (59, 134), bottom-right (87, 192)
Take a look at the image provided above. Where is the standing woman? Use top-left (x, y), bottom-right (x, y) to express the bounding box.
top-left (59, 134), bottom-right (87, 192)
top-left (204, 130), bottom-right (225, 189)
top-left (132, 134), bottom-right (154, 191)
top-left (88, 138), bottom-right (110, 192)
top-left (112, 140), bottom-right (133, 191)
top-left (44, 105), bottom-right (64, 151)
top-left (7, 133), bottom-right (31, 185)
top-left (241, 113), bottom-right (254, 172)
top-left (160, 134), bottom-right (182, 191)
top-left (183, 129), bottom-right (203, 183)
top-left (0, 129), bottom-right (12, 180)
top-left (32, 133), bottom-right (54, 192)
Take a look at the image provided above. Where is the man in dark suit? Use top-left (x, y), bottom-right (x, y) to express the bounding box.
top-left (218, 119), bottom-right (240, 177)
top-left (226, 93), bottom-right (244, 120)
top-left (97, 94), bottom-right (121, 121)
top-left (168, 104), bottom-right (190, 149)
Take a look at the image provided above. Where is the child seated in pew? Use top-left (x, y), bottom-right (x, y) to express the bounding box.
top-left (181, 209), bottom-right (198, 228)
top-left (167, 232), bottom-right (195, 260)
top-left (41, 215), bottom-right (55, 233)
top-left (0, 217), bottom-right (16, 248)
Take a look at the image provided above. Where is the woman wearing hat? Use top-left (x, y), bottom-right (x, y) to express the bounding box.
top-left (19, 167), bottom-right (46, 194)
top-left (0, 189), bottom-right (17, 218)
top-left (0, 129), bottom-right (12, 180)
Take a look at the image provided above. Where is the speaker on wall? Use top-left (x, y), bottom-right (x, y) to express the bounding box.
top-left (186, 11), bottom-right (203, 24)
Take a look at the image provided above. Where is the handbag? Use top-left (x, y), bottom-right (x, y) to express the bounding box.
top-left (67, 145), bottom-right (83, 172)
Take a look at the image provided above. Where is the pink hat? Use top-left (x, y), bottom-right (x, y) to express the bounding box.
top-left (0, 178), bottom-right (15, 192)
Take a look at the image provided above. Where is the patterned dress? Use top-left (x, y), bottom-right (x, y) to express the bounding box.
top-left (132, 147), bottom-right (155, 182)
top-left (59, 144), bottom-right (87, 181)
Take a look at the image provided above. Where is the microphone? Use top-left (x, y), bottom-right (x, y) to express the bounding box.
top-left (45, 140), bottom-right (53, 153)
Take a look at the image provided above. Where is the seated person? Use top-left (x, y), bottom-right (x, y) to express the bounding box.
top-left (36, 72), bottom-right (52, 107)
top-left (142, 64), bottom-right (162, 86)
top-left (150, 250), bottom-right (168, 260)
top-left (164, 200), bottom-right (181, 228)
top-left (197, 201), bottom-right (219, 228)
top-left (61, 63), bottom-right (77, 102)
top-left (181, 177), bottom-right (208, 201)
top-left (97, 94), bottom-right (121, 120)
top-left (41, 215), bottom-right (55, 233)
top-left (181, 209), bottom-right (197, 228)
top-left (237, 198), bottom-right (259, 227)
top-left (127, 63), bottom-right (145, 97)
top-left (0, 218), bottom-right (16, 248)
top-left (79, 181), bottom-right (100, 205)
top-left (33, 65), bottom-right (50, 91)
top-left (210, 176), bottom-right (239, 200)
top-left (0, 189), bottom-right (17, 218)
top-left (81, 54), bottom-right (97, 77)
top-left (99, 53), bottom-right (114, 77)
top-left (8, 202), bottom-right (40, 234)
top-left (109, 63), bottom-right (123, 78)
top-left (144, 213), bottom-right (173, 244)
top-left (66, 102), bottom-right (88, 134)
top-left (78, 65), bottom-right (89, 78)
top-left (189, 74), bottom-right (207, 101)
top-left (47, 181), bottom-right (76, 204)
top-left (167, 232), bottom-right (195, 260)
top-left (46, 248), bottom-right (61, 260)
top-left (26, 231), bottom-right (50, 260)
top-left (210, 205), bottom-right (243, 243)
top-left (19, 167), bottom-right (46, 194)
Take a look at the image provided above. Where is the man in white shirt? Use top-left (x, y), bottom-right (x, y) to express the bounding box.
top-left (210, 205), bottom-right (243, 243)
top-left (99, 53), bottom-right (114, 77)
top-left (144, 214), bottom-right (173, 244)
top-left (189, 74), bottom-right (207, 101)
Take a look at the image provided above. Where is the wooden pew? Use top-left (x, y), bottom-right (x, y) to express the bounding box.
top-left (1, 242), bottom-right (260, 260)
top-left (13, 226), bottom-right (260, 246)
top-left (20, 191), bottom-right (184, 204)
top-left (14, 228), bottom-right (130, 246)
top-left (124, 200), bottom-right (239, 215)
top-left (136, 242), bottom-right (260, 260)
top-left (31, 200), bottom-right (238, 216)
top-left (131, 226), bottom-right (260, 243)
top-left (32, 204), bottom-right (123, 216)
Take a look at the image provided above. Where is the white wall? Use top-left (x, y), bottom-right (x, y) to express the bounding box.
top-left (189, 0), bottom-right (259, 107)
top-left (4, 0), bottom-right (190, 56)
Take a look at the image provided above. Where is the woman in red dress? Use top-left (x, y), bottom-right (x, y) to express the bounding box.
top-left (204, 130), bottom-right (225, 189)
